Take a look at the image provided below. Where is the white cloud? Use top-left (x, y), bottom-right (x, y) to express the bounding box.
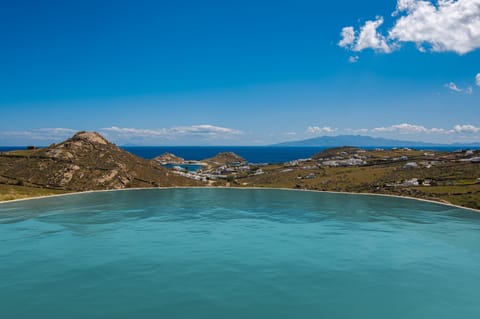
top-left (101, 127), bottom-right (167, 137)
top-left (345, 128), bottom-right (370, 134)
top-left (354, 17), bottom-right (392, 53)
top-left (306, 126), bottom-right (336, 134)
top-left (428, 127), bottom-right (451, 134)
top-left (0, 128), bottom-right (77, 143)
top-left (339, 0), bottom-right (480, 55)
top-left (453, 124), bottom-right (480, 133)
top-left (37, 128), bottom-right (77, 134)
top-left (171, 125), bottom-right (241, 135)
top-left (390, 0), bottom-right (480, 54)
top-left (348, 55), bottom-right (359, 63)
top-left (0, 125), bottom-right (245, 146)
top-left (476, 73), bottom-right (480, 86)
top-left (101, 125), bottom-right (242, 139)
top-left (445, 82), bottom-right (474, 94)
top-left (371, 123), bottom-right (480, 135)
top-left (373, 123), bottom-right (429, 134)
top-left (372, 123), bottom-right (453, 134)
top-left (445, 82), bottom-right (462, 92)
top-left (338, 27), bottom-right (355, 48)
top-left (354, 128), bottom-right (370, 134)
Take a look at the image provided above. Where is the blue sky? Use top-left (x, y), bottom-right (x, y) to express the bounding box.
top-left (0, 0), bottom-right (479, 145)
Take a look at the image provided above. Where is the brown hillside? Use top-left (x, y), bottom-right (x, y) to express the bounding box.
top-left (0, 131), bottom-right (199, 191)
top-left (203, 152), bottom-right (246, 166)
top-left (312, 147), bottom-right (362, 160)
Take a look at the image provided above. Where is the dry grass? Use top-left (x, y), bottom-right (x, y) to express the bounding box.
top-left (238, 161), bottom-right (480, 210)
top-left (0, 184), bottom-right (70, 201)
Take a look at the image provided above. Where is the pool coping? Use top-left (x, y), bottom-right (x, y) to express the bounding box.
top-left (1, 186), bottom-right (479, 213)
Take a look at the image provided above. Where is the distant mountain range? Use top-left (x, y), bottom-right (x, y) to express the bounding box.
top-left (273, 135), bottom-right (480, 147)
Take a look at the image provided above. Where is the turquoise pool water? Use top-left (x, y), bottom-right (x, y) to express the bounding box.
top-left (1, 188), bottom-right (479, 318)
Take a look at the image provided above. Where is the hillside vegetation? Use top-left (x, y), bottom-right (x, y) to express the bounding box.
top-left (0, 131), bottom-right (199, 199)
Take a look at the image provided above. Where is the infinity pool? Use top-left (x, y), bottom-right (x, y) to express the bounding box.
top-left (1, 188), bottom-right (479, 318)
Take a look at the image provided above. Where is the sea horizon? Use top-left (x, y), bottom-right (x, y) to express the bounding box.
top-left (2, 145), bottom-right (479, 164)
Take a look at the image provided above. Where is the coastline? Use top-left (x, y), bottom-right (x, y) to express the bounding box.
top-left (1, 186), bottom-right (479, 214)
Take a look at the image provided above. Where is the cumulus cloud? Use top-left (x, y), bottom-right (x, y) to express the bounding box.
top-left (172, 125), bottom-right (241, 135)
top-left (0, 128), bottom-right (77, 143)
top-left (339, 18), bottom-right (392, 53)
top-left (338, 27), bottom-right (355, 48)
top-left (0, 125), bottom-right (245, 146)
top-left (101, 125), bottom-right (242, 139)
top-left (355, 17), bottom-right (392, 53)
top-left (476, 73), bottom-right (480, 86)
top-left (306, 126), bottom-right (336, 134)
top-left (373, 123), bottom-right (429, 134)
top-left (339, 0), bottom-right (480, 55)
top-left (372, 123), bottom-right (453, 134)
top-left (307, 123), bottom-right (480, 137)
top-left (390, 0), bottom-right (480, 54)
top-left (101, 127), bottom-right (167, 137)
top-left (0, 128), bottom-right (79, 146)
top-left (453, 124), bottom-right (480, 133)
top-left (371, 123), bottom-right (480, 135)
top-left (353, 128), bottom-right (370, 134)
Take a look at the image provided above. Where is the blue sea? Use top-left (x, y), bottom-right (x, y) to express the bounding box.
top-left (123, 146), bottom-right (329, 163)
top-left (0, 146), bottom-right (472, 164)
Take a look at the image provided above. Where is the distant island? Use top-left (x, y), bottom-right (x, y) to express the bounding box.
top-left (0, 131), bottom-right (479, 210)
top-left (273, 135), bottom-right (480, 147)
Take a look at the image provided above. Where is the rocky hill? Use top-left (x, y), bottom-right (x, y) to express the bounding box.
top-left (203, 152), bottom-right (247, 166)
top-left (0, 131), bottom-right (198, 191)
top-left (152, 152), bottom-right (185, 164)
